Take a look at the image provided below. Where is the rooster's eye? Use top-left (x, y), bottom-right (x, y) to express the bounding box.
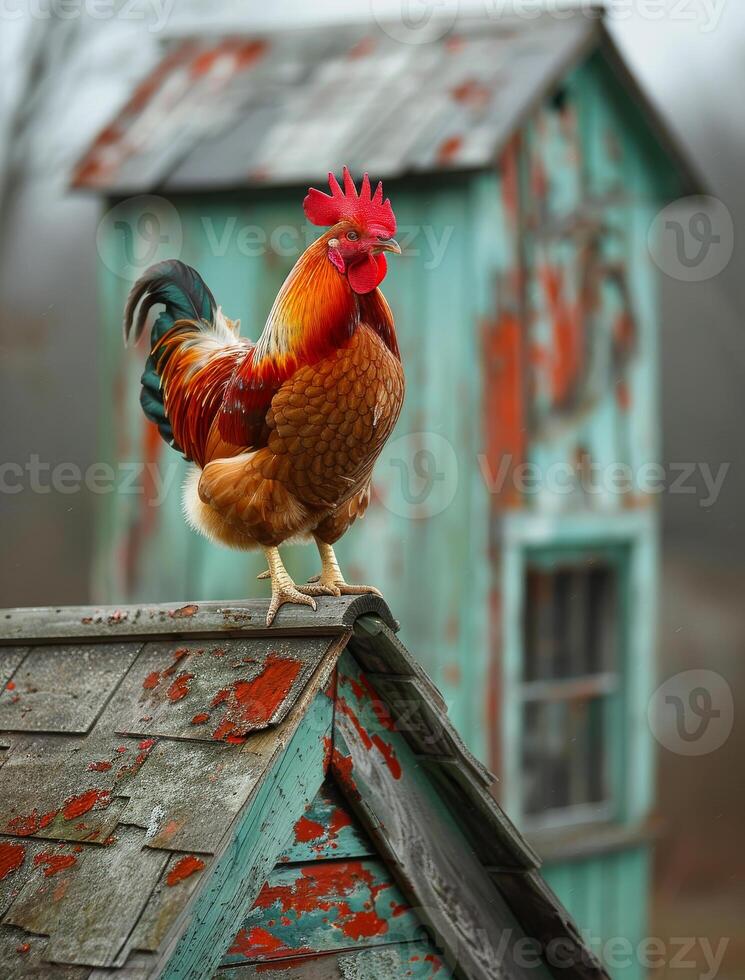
top-left (346, 230), bottom-right (359, 241)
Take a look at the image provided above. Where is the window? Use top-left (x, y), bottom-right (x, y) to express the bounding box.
top-left (519, 553), bottom-right (623, 828)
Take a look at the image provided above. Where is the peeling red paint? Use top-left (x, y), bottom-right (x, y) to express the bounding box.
top-left (438, 135), bottom-right (463, 165)
top-left (7, 809), bottom-right (57, 837)
top-left (425, 953), bottom-right (444, 973)
top-left (346, 674), bottom-right (397, 732)
top-left (166, 855), bottom-right (205, 886)
top-left (371, 734), bottom-right (402, 780)
top-left (34, 851), bottom-right (77, 877)
top-left (142, 671), bottom-right (160, 691)
top-left (452, 79), bottom-right (491, 107)
top-left (53, 879), bottom-right (69, 901)
top-left (166, 672), bottom-right (194, 702)
top-left (328, 806), bottom-right (352, 838)
top-left (161, 819), bottom-right (182, 840)
top-left (211, 653), bottom-right (302, 740)
top-left (62, 789), bottom-right (111, 821)
top-left (0, 842), bottom-right (26, 880)
top-left (348, 36), bottom-right (375, 59)
top-left (244, 861), bottom-right (394, 952)
top-left (169, 604), bottom-right (199, 619)
top-left (5, 681), bottom-right (15, 691)
top-left (331, 748), bottom-right (354, 786)
top-left (336, 697), bottom-right (372, 751)
top-left (481, 309), bottom-right (525, 510)
top-left (117, 738), bottom-right (155, 779)
top-left (294, 815), bottom-right (324, 843)
top-left (337, 695), bottom-right (400, 778)
top-left (230, 926), bottom-right (285, 957)
top-left (87, 760), bottom-right (112, 772)
top-left (16, 943), bottom-right (30, 955)
top-left (540, 264), bottom-right (582, 406)
top-left (342, 909), bottom-right (388, 940)
top-left (191, 713), bottom-right (209, 725)
top-left (164, 648), bottom-right (190, 675)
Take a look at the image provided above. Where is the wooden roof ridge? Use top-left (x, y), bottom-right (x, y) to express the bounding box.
top-left (0, 597), bottom-right (608, 979)
top-left (0, 595), bottom-right (399, 645)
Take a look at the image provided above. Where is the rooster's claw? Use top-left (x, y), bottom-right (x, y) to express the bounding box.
top-left (266, 585), bottom-right (316, 627)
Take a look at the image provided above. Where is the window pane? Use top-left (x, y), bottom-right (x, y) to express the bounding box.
top-left (522, 696), bottom-right (609, 818)
top-left (524, 560), bottom-right (618, 681)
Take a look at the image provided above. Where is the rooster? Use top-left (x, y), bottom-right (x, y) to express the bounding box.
top-left (124, 168), bottom-right (403, 625)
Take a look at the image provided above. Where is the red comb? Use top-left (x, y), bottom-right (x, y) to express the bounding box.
top-left (303, 166), bottom-right (396, 237)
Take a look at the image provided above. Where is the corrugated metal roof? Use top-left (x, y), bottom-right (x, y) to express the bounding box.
top-left (71, 13), bottom-right (600, 192)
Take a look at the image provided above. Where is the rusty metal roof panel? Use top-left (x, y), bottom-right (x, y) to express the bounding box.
top-left (71, 14), bottom-right (600, 192)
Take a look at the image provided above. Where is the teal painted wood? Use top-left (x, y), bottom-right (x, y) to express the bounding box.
top-left (159, 686), bottom-right (332, 980)
top-left (542, 846), bottom-right (650, 980)
top-left (275, 779), bottom-right (374, 864)
top-left (223, 857), bottom-right (422, 965)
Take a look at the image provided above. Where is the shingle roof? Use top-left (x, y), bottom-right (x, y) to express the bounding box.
top-left (70, 11), bottom-right (608, 193)
top-left (0, 597), bottom-right (608, 980)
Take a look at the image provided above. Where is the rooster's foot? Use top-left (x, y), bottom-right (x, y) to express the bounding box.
top-left (266, 584), bottom-right (316, 627)
top-left (298, 575), bottom-right (381, 599)
top-left (261, 547), bottom-right (317, 626)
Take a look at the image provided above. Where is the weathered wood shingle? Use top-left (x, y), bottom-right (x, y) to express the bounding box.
top-left (0, 598), bottom-right (607, 980)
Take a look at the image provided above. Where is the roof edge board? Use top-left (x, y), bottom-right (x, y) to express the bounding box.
top-left (0, 596), bottom-right (398, 646)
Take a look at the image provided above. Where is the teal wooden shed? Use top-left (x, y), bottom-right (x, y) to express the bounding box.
top-left (74, 9), bottom-right (702, 977)
top-left (0, 596), bottom-right (607, 979)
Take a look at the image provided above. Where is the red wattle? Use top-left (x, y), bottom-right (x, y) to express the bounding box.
top-left (347, 253), bottom-right (386, 294)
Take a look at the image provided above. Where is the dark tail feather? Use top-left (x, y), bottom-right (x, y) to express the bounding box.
top-left (123, 260), bottom-right (218, 451)
top-left (123, 259), bottom-right (217, 346)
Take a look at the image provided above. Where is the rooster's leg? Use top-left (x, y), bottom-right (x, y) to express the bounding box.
top-left (299, 541), bottom-right (382, 598)
top-left (262, 546), bottom-right (317, 627)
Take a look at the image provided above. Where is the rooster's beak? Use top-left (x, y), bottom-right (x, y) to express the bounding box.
top-left (376, 238), bottom-right (401, 254)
